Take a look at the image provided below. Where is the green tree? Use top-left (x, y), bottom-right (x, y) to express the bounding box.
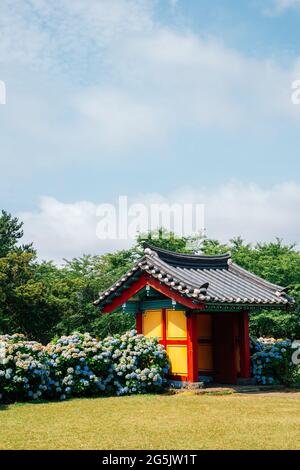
top-left (0, 211), bottom-right (61, 342)
top-left (0, 252), bottom-right (62, 342)
top-left (0, 210), bottom-right (33, 256)
top-left (60, 251), bottom-right (136, 337)
top-left (0, 209), bottom-right (299, 341)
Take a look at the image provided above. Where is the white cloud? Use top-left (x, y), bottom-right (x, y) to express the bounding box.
top-left (1, 0), bottom-right (300, 171)
top-left (265, 0), bottom-right (300, 15)
top-left (19, 181), bottom-right (300, 263)
top-left (20, 197), bottom-right (133, 263)
top-left (176, 181), bottom-right (300, 245)
top-left (9, 32), bottom-right (299, 177)
top-left (274, 0), bottom-right (300, 10)
top-left (111, 29), bottom-right (300, 131)
top-left (72, 88), bottom-right (169, 150)
top-left (0, 0), bottom-right (154, 68)
top-left (4, 28), bottom-right (300, 165)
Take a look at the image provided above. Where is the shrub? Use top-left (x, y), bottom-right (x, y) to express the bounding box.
top-left (45, 332), bottom-right (112, 399)
top-left (0, 334), bottom-right (50, 403)
top-left (46, 331), bottom-right (169, 399)
top-left (104, 330), bottom-right (169, 395)
top-left (251, 337), bottom-right (300, 387)
top-left (0, 330), bottom-right (169, 403)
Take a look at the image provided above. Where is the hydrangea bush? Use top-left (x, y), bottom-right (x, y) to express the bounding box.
top-left (251, 337), bottom-right (300, 387)
top-left (104, 331), bottom-right (169, 395)
top-left (0, 330), bottom-right (169, 403)
top-left (46, 332), bottom-right (112, 399)
top-left (0, 334), bottom-right (50, 402)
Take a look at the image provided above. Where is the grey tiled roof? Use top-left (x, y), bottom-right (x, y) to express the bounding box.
top-left (94, 245), bottom-right (294, 308)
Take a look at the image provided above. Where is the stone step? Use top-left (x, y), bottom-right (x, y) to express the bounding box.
top-left (236, 387), bottom-right (261, 393)
top-left (168, 380), bottom-right (205, 390)
top-left (236, 377), bottom-right (257, 386)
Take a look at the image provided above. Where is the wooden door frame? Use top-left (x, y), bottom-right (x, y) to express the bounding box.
top-left (212, 312), bottom-right (238, 384)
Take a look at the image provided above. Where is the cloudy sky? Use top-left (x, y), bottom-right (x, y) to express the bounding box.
top-left (0, 0), bottom-right (300, 262)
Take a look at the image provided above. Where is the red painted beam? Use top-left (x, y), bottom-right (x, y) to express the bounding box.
top-left (101, 273), bottom-right (204, 313)
top-left (102, 273), bottom-right (149, 313)
top-left (147, 277), bottom-right (204, 311)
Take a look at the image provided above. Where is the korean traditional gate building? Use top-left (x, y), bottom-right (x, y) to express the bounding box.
top-left (94, 245), bottom-right (294, 384)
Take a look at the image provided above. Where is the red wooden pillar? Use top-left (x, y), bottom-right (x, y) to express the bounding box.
top-left (239, 310), bottom-right (251, 378)
top-left (136, 311), bottom-right (143, 334)
top-left (161, 308), bottom-right (167, 349)
top-left (187, 311), bottom-right (198, 382)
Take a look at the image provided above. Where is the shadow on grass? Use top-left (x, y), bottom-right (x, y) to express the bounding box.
top-left (0, 393), bottom-right (133, 409)
top-left (0, 398), bottom-right (54, 409)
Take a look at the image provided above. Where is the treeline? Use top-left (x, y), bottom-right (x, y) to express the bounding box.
top-left (0, 212), bottom-right (299, 343)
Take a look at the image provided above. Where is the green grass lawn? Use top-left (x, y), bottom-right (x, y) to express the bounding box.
top-left (0, 392), bottom-right (300, 450)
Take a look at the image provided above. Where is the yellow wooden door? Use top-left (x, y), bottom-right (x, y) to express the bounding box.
top-left (166, 310), bottom-right (187, 340)
top-left (167, 345), bottom-right (188, 375)
top-left (166, 310), bottom-right (187, 376)
top-left (142, 310), bottom-right (163, 339)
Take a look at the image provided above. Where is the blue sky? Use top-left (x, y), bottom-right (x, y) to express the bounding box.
top-left (0, 0), bottom-right (300, 261)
